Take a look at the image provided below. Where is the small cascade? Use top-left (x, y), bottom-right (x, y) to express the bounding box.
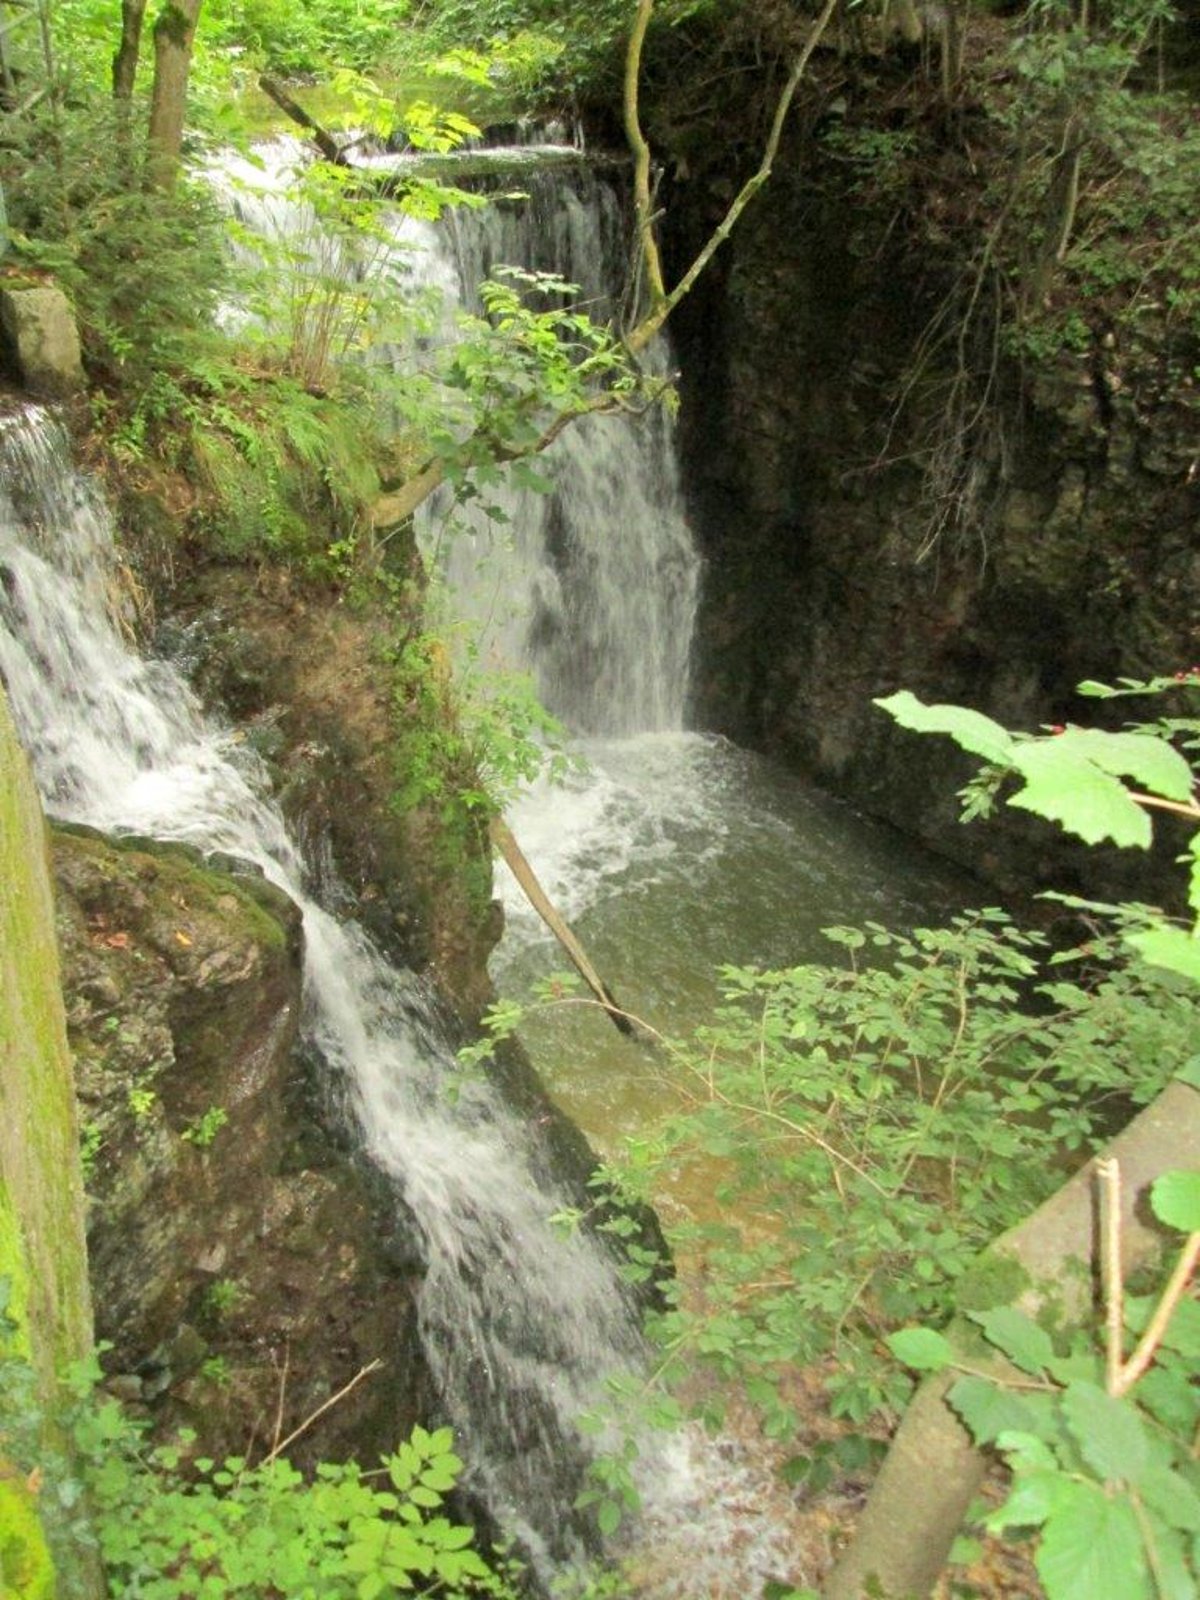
top-left (0, 404), bottom-right (649, 1577)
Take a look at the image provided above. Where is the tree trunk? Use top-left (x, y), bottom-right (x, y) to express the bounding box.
top-left (112, 0), bottom-right (148, 100)
top-left (822, 1078), bottom-right (1200, 1600)
top-left (489, 817), bottom-right (634, 1037)
top-left (146, 0), bottom-right (203, 187)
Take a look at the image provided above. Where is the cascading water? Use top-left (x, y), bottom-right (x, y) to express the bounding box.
top-left (0, 403), bottom-right (651, 1578)
top-left (417, 162), bottom-right (701, 737)
top-left (379, 148), bottom-right (968, 1025)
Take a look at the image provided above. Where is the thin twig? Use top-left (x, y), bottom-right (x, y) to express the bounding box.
top-left (270, 1342), bottom-right (290, 1461)
top-left (1097, 1157), bottom-right (1124, 1395)
top-left (1127, 791), bottom-right (1200, 822)
top-left (1113, 1231), bottom-right (1200, 1399)
top-left (262, 1359), bottom-right (384, 1465)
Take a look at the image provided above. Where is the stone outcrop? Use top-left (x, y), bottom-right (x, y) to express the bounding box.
top-left (53, 827), bottom-right (430, 1470)
top-left (0, 285), bottom-right (85, 399)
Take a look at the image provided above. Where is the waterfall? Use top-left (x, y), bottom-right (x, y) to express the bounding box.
top-left (418, 164), bottom-right (702, 737)
top-left (0, 403), bottom-right (647, 1576)
top-left (0, 153), bottom-right (827, 1595)
top-left (217, 140), bottom-right (701, 736)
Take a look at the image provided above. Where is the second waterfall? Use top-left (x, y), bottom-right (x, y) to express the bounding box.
top-left (422, 157), bottom-right (702, 737)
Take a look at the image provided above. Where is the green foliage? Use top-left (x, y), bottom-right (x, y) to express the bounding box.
top-left (432, 268), bottom-right (644, 480)
top-left (2, 101), bottom-right (229, 390)
top-left (1150, 1169), bottom-right (1200, 1232)
top-left (78, 1122), bottom-right (103, 1181)
top-left (0, 1345), bottom-right (516, 1600)
top-left (635, 914), bottom-right (1193, 1426)
top-left (180, 1106), bottom-right (229, 1149)
top-left (877, 676), bottom-right (1200, 983)
top-left (387, 617), bottom-right (575, 827)
top-left (892, 1193), bottom-right (1200, 1600)
top-left (202, 1279), bottom-right (245, 1320)
top-left (877, 675), bottom-right (1200, 1599)
top-left (401, 0), bottom-right (718, 98)
top-left (877, 686), bottom-right (1195, 850)
top-left (479, 905), bottom-right (1195, 1462)
top-left (202, 0), bottom-right (416, 77)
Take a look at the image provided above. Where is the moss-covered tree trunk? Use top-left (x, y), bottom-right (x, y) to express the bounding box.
top-left (0, 685), bottom-right (93, 1381)
top-left (146, 0), bottom-right (203, 187)
top-left (0, 683), bottom-right (97, 1596)
top-left (112, 0), bottom-right (148, 100)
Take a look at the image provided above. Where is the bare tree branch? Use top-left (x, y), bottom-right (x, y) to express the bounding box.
top-left (626, 0), bottom-right (840, 353)
top-left (259, 73), bottom-right (347, 166)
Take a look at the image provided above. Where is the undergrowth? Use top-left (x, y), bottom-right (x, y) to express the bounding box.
top-left (0, 1339), bottom-right (519, 1600)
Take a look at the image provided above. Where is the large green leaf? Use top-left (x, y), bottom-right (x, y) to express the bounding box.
top-left (886, 1327), bottom-right (954, 1372)
top-left (874, 692), bottom-right (1015, 765)
top-left (970, 1306), bottom-right (1055, 1376)
top-left (1036, 1480), bottom-right (1151, 1600)
top-left (1060, 1380), bottom-right (1150, 1484)
top-left (1138, 1462), bottom-right (1200, 1534)
top-left (1008, 742), bottom-right (1152, 848)
top-left (1127, 927), bottom-right (1200, 985)
top-left (1187, 834), bottom-right (1200, 919)
top-left (1061, 729), bottom-right (1195, 803)
top-left (1150, 1171), bottom-right (1200, 1234)
top-left (988, 1470), bottom-right (1073, 1531)
top-left (949, 1376), bottom-right (1038, 1445)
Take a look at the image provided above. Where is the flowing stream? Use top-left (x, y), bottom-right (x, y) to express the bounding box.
top-left (1, 144), bottom-right (972, 1595)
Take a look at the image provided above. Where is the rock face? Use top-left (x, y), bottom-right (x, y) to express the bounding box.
top-left (663, 120), bottom-right (1200, 902)
top-left (53, 828), bottom-right (429, 1469)
top-left (0, 286), bottom-right (85, 398)
top-left (156, 566), bottom-right (501, 1024)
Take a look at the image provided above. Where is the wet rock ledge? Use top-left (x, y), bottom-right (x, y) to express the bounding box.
top-left (54, 826), bottom-right (429, 1469)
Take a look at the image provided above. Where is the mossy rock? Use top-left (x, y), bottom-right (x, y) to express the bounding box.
top-left (0, 1475), bottom-right (55, 1600)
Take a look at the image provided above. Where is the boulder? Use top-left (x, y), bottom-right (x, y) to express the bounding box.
top-left (0, 285), bottom-right (84, 398)
top-left (53, 827), bottom-right (431, 1470)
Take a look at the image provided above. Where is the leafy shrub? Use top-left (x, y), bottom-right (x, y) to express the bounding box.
top-left (638, 912), bottom-right (1193, 1427)
top-left (475, 908), bottom-right (1196, 1440)
top-left (3, 101), bottom-right (230, 389)
top-left (890, 1165), bottom-right (1200, 1600)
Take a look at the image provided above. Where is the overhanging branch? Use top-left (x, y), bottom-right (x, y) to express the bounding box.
top-left (625, 0), bottom-right (840, 354)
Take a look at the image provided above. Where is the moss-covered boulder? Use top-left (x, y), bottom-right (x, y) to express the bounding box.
top-left (53, 829), bottom-right (430, 1470)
